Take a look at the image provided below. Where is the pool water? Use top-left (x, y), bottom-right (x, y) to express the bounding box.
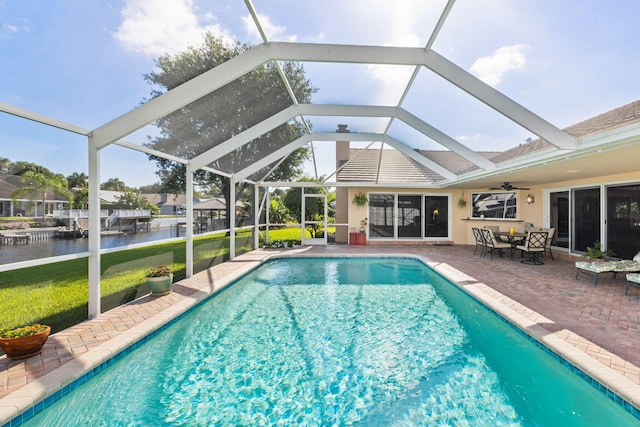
top-left (21, 258), bottom-right (638, 426)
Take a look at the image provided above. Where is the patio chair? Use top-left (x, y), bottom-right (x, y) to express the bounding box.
top-left (575, 251), bottom-right (640, 285)
top-left (516, 231), bottom-right (548, 265)
top-left (472, 227), bottom-right (486, 256)
top-left (539, 227), bottom-right (556, 260)
top-left (484, 225), bottom-right (505, 242)
top-left (480, 228), bottom-right (512, 260)
top-left (626, 273), bottom-right (640, 295)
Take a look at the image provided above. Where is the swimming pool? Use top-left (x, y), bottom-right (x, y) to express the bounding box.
top-left (17, 257), bottom-right (640, 425)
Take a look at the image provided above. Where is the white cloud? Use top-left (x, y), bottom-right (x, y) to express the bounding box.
top-left (469, 44), bottom-right (528, 87)
top-left (366, 34), bottom-right (421, 105)
top-left (115, 0), bottom-right (234, 57)
top-left (242, 13), bottom-right (295, 42)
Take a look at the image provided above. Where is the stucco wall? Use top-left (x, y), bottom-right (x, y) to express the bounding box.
top-left (345, 168), bottom-right (640, 246)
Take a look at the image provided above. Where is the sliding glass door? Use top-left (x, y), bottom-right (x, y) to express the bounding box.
top-left (398, 195), bottom-right (421, 238)
top-left (549, 191), bottom-right (569, 249)
top-left (368, 193), bottom-right (450, 239)
top-left (425, 195), bottom-right (448, 238)
top-left (606, 184), bottom-right (640, 260)
top-left (572, 187), bottom-right (601, 253)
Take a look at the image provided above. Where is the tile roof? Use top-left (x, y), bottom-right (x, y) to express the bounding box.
top-left (0, 174), bottom-right (69, 201)
top-left (337, 99), bottom-right (640, 183)
top-left (337, 149), bottom-right (437, 183)
top-left (0, 175), bottom-right (22, 199)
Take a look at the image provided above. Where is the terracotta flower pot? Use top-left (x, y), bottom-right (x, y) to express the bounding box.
top-left (146, 274), bottom-right (173, 296)
top-left (0, 325), bottom-right (51, 359)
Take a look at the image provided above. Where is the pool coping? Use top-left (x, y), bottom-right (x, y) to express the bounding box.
top-left (1, 248), bottom-right (640, 424)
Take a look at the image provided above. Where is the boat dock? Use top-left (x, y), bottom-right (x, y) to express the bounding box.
top-left (0, 233), bottom-right (31, 245)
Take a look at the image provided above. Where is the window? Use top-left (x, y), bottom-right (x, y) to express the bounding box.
top-left (369, 193), bottom-right (395, 237)
top-left (471, 192), bottom-right (517, 219)
top-left (606, 183), bottom-right (640, 259)
top-left (368, 193), bottom-right (450, 239)
top-left (398, 195), bottom-right (422, 238)
top-left (425, 195), bottom-right (448, 237)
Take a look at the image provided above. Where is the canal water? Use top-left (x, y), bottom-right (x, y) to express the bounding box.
top-left (0, 219), bottom-right (184, 265)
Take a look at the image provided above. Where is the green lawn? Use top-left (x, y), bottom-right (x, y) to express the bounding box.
top-left (260, 225), bottom-right (335, 246)
top-left (0, 231), bottom-right (253, 333)
top-left (0, 225), bottom-right (337, 334)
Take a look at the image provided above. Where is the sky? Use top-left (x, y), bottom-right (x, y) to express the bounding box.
top-left (1, 0), bottom-right (639, 188)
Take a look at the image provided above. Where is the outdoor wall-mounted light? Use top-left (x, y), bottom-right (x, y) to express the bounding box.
top-left (526, 194), bottom-right (535, 204)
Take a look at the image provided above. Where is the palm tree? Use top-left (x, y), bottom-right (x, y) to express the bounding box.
top-left (101, 177), bottom-right (127, 191)
top-left (11, 171), bottom-right (72, 220)
top-left (67, 172), bottom-right (88, 189)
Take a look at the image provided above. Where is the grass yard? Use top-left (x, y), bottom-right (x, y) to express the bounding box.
top-left (260, 225), bottom-right (335, 246)
top-left (0, 231), bottom-right (253, 334)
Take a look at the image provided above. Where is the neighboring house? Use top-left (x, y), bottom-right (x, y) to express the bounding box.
top-left (0, 174), bottom-right (70, 218)
top-left (141, 193), bottom-right (199, 216)
top-left (99, 190), bottom-right (125, 208)
top-left (193, 197), bottom-right (249, 231)
top-left (336, 99), bottom-right (640, 259)
top-left (0, 184), bottom-right (198, 219)
top-left (193, 197), bottom-right (227, 219)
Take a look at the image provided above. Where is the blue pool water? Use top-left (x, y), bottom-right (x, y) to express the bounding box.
top-left (17, 258), bottom-right (639, 426)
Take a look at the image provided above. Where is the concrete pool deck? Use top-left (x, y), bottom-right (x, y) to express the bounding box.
top-left (1, 244), bottom-right (640, 423)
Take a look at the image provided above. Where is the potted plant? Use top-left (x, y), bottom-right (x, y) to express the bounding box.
top-left (580, 241), bottom-right (616, 260)
top-left (458, 191), bottom-right (467, 208)
top-left (360, 217), bottom-right (368, 233)
top-left (145, 265), bottom-right (173, 296)
top-left (352, 192), bottom-right (368, 207)
top-left (0, 323), bottom-right (50, 359)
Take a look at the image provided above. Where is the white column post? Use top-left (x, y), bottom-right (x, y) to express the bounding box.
top-left (253, 183), bottom-right (260, 250)
top-left (185, 168), bottom-right (194, 278)
top-left (229, 177), bottom-right (236, 259)
top-left (301, 187), bottom-right (306, 242)
top-left (87, 136), bottom-right (101, 319)
top-left (265, 186), bottom-right (270, 245)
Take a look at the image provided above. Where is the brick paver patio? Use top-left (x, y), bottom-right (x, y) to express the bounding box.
top-left (1, 244), bottom-right (639, 423)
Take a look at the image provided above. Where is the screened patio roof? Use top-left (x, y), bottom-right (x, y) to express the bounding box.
top-left (2, 0), bottom-right (640, 189)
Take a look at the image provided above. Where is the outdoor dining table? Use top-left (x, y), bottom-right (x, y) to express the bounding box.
top-left (495, 231), bottom-right (527, 259)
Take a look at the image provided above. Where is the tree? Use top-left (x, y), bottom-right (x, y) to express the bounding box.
top-left (71, 188), bottom-right (88, 209)
top-left (268, 192), bottom-right (290, 224)
top-left (144, 33), bottom-right (317, 223)
top-left (114, 191), bottom-right (159, 215)
top-left (137, 183), bottom-right (164, 193)
top-left (67, 172), bottom-right (88, 189)
top-left (67, 172), bottom-right (89, 209)
top-left (8, 161), bottom-right (50, 176)
top-left (11, 170), bottom-right (72, 220)
top-left (283, 178), bottom-right (328, 238)
top-left (101, 177), bottom-right (128, 191)
top-left (0, 157), bottom-right (11, 174)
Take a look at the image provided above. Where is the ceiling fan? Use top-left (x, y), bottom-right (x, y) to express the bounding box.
top-left (489, 182), bottom-right (530, 191)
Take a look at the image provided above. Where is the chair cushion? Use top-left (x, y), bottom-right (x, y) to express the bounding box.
top-left (633, 251), bottom-right (640, 263)
top-left (575, 261), bottom-right (618, 273)
top-left (611, 260), bottom-right (640, 272)
top-left (627, 273), bottom-right (640, 283)
top-left (576, 260), bottom-right (640, 273)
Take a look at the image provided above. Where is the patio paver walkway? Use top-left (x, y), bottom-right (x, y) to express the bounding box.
top-left (1, 244), bottom-right (640, 424)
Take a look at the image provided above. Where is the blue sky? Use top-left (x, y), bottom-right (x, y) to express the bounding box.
top-left (1, 0), bottom-right (639, 188)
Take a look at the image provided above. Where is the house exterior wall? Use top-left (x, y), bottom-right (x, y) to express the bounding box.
top-left (346, 168), bottom-right (640, 249)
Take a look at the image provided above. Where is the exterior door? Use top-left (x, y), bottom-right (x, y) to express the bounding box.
top-left (425, 195), bottom-right (449, 238)
top-left (572, 187), bottom-right (601, 253)
top-left (606, 183), bottom-right (640, 260)
top-left (549, 191), bottom-right (569, 249)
